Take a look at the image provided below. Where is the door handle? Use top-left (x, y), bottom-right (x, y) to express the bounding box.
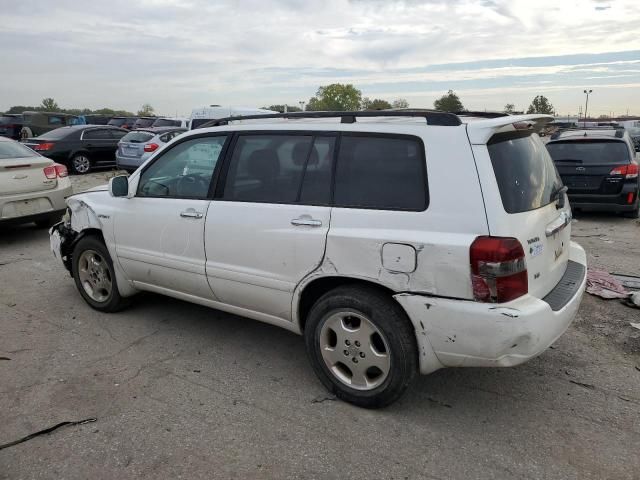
top-left (180, 209), bottom-right (203, 219)
top-left (291, 216), bottom-right (322, 227)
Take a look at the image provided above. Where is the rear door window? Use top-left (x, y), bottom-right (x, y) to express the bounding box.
top-left (333, 135), bottom-right (427, 211)
top-left (83, 129), bottom-right (111, 140)
top-left (546, 140), bottom-right (631, 165)
top-left (488, 132), bottom-right (561, 214)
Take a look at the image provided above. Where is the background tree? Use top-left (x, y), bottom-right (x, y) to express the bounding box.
top-left (526, 95), bottom-right (554, 115)
top-left (433, 90), bottom-right (464, 112)
top-left (306, 84), bottom-right (362, 111)
top-left (361, 98), bottom-right (392, 110)
top-left (137, 103), bottom-right (155, 116)
top-left (392, 98), bottom-right (409, 109)
top-left (262, 105), bottom-right (302, 113)
top-left (504, 103), bottom-right (515, 114)
top-left (40, 98), bottom-right (60, 112)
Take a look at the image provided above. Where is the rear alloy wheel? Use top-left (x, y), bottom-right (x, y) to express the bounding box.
top-left (72, 235), bottom-right (129, 312)
top-left (304, 285), bottom-right (418, 408)
top-left (71, 154), bottom-right (91, 174)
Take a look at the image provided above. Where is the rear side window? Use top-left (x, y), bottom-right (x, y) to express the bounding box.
top-left (488, 132), bottom-right (561, 214)
top-left (334, 135), bottom-right (427, 211)
top-left (121, 131), bottom-right (154, 143)
top-left (546, 140), bottom-right (631, 165)
top-left (83, 129), bottom-right (111, 140)
top-left (223, 135), bottom-right (314, 203)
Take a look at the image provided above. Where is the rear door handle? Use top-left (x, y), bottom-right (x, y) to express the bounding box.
top-left (180, 208), bottom-right (203, 219)
top-left (291, 215), bottom-right (322, 227)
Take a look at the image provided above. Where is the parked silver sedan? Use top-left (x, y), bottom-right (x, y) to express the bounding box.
top-left (0, 136), bottom-right (72, 227)
top-left (115, 127), bottom-right (186, 173)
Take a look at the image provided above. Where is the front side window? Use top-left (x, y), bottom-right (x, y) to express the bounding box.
top-left (110, 129), bottom-right (128, 139)
top-left (488, 132), bottom-right (561, 214)
top-left (334, 135), bottom-right (427, 211)
top-left (222, 135), bottom-right (316, 203)
top-left (137, 136), bottom-right (227, 199)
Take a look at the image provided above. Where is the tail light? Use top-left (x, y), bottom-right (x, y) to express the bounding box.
top-left (43, 163), bottom-right (68, 179)
top-left (628, 192), bottom-right (636, 205)
top-left (144, 143), bottom-right (159, 152)
top-left (34, 142), bottom-right (55, 151)
top-left (609, 162), bottom-right (638, 179)
top-left (470, 236), bottom-right (528, 303)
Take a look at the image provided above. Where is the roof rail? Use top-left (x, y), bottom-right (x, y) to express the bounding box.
top-left (197, 110), bottom-right (462, 129)
top-left (454, 111), bottom-right (509, 119)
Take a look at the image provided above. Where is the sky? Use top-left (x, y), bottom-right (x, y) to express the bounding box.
top-left (1, 0), bottom-right (639, 117)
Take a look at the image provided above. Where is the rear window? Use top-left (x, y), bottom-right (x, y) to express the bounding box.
top-left (547, 140), bottom-right (631, 165)
top-left (0, 141), bottom-right (38, 160)
top-left (334, 135), bottom-right (427, 211)
top-left (121, 131), bottom-right (154, 143)
top-left (488, 132), bottom-right (561, 214)
top-left (134, 119), bottom-right (155, 128)
top-left (37, 128), bottom-right (73, 140)
top-left (153, 119), bottom-right (179, 127)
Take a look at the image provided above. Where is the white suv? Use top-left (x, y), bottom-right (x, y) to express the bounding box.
top-left (50, 111), bottom-right (587, 408)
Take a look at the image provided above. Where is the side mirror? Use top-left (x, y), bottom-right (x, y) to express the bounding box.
top-left (109, 175), bottom-right (129, 197)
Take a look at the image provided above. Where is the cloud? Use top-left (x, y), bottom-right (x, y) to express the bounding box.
top-left (0, 0), bottom-right (638, 115)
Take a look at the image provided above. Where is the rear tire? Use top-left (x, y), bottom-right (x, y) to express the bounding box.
top-left (70, 154), bottom-right (92, 175)
top-left (71, 235), bottom-right (129, 312)
top-left (304, 284), bottom-right (418, 408)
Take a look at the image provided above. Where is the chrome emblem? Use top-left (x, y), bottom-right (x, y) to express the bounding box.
top-left (575, 166), bottom-right (586, 172)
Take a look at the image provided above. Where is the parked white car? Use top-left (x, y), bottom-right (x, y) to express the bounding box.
top-left (49, 111), bottom-right (587, 407)
top-left (1, 136), bottom-right (71, 227)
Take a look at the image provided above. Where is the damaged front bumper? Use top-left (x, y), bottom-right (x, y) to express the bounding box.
top-left (49, 212), bottom-right (76, 273)
top-left (395, 241), bottom-right (588, 374)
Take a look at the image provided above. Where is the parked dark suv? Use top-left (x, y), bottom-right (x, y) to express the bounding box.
top-left (22, 125), bottom-right (128, 174)
top-left (20, 111), bottom-right (81, 139)
top-left (0, 114), bottom-right (23, 140)
top-left (546, 128), bottom-right (639, 217)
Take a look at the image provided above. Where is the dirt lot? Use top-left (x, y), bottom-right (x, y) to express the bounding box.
top-left (1, 171), bottom-right (639, 479)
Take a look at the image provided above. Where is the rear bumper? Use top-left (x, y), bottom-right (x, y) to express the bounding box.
top-left (0, 182), bottom-right (72, 224)
top-left (569, 186), bottom-right (639, 212)
top-left (394, 241), bottom-right (587, 374)
top-left (115, 153), bottom-right (143, 171)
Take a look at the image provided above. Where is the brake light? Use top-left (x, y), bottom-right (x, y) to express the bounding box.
top-left (628, 192), bottom-right (636, 205)
top-left (609, 162), bottom-right (638, 179)
top-left (144, 143), bottom-right (159, 152)
top-left (34, 142), bottom-right (55, 151)
top-left (470, 236), bottom-right (528, 303)
top-left (43, 163), bottom-right (68, 179)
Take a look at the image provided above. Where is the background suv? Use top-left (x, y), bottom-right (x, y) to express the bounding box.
top-left (0, 113), bottom-right (24, 140)
top-left (547, 128), bottom-right (639, 217)
top-left (19, 111), bottom-right (80, 139)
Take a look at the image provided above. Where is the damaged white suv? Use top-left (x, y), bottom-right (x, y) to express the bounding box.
top-left (50, 111), bottom-right (587, 408)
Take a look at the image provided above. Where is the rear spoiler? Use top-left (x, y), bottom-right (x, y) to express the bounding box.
top-left (466, 114), bottom-right (554, 145)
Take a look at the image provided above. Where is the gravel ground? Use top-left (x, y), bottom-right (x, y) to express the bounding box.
top-left (0, 172), bottom-right (639, 479)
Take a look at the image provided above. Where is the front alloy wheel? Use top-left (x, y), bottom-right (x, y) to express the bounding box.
top-left (71, 154), bottom-right (91, 174)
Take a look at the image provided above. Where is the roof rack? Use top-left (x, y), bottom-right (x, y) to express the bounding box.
top-left (197, 110), bottom-right (462, 129)
top-left (454, 111), bottom-right (509, 119)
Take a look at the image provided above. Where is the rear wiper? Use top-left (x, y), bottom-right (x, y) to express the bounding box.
top-left (551, 184), bottom-right (568, 209)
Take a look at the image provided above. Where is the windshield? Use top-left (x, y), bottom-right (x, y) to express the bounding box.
top-left (121, 131), bottom-right (154, 143)
top-left (547, 140), bottom-right (630, 165)
top-left (0, 141), bottom-right (39, 160)
top-left (488, 132), bottom-right (562, 214)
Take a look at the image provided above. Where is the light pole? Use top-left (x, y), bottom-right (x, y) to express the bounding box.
top-left (299, 101), bottom-right (305, 112)
top-left (583, 89), bottom-right (592, 127)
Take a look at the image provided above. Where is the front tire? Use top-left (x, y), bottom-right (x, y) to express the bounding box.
top-left (304, 285), bottom-right (418, 408)
top-left (70, 153), bottom-right (92, 174)
top-left (71, 235), bottom-right (129, 312)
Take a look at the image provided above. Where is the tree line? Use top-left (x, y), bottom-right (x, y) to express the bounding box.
top-left (3, 98), bottom-right (156, 117)
top-left (4, 88), bottom-right (557, 118)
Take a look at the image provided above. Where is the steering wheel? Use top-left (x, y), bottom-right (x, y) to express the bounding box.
top-left (177, 174), bottom-right (209, 197)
